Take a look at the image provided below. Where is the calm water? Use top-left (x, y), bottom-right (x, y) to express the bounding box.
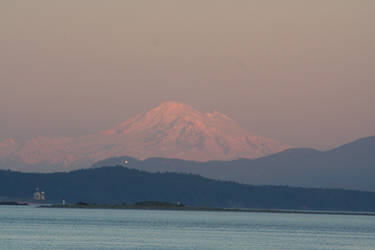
top-left (0, 206), bottom-right (374, 249)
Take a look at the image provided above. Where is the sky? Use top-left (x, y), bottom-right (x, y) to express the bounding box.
top-left (1, 0), bottom-right (374, 150)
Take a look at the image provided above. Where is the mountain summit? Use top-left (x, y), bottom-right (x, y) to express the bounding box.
top-left (0, 101), bottom-right (288, 172)
top-left (101, 101), bottom-right (287, 161)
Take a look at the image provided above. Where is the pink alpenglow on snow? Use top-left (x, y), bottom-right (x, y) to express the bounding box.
top-left (0, 102), bottom-right (289, 172)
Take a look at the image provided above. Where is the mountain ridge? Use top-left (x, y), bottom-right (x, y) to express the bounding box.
top-left (91, 135), bottom-right (375, 191)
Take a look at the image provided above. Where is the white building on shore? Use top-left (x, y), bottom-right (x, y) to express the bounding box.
top-left (33, 188), bottom-right (45, 200)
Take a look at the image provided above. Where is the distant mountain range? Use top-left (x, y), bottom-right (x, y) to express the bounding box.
top-left (0, 101), bottom-right (287, 172)
top-left (1, 101), bottom-right (373, 192)
top-left (1, 166), bottom-right (375, 211)
top-left (92, 136), bottom-right (375, 191)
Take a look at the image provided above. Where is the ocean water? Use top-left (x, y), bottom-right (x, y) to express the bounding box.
top-left (0, 206), bottom-right (374, 249)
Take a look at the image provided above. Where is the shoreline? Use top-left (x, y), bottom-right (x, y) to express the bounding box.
top-left (41, 204), bottom-right (375, 216)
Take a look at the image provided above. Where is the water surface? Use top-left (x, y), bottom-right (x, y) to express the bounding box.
top-left (0, 206), bottom-right (374, 249)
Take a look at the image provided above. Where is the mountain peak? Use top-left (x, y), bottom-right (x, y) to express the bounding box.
top-left (158, 101), bottom-right (193, 109)
top-left (110, 101), bottom-right (288, 160)
top-left (150, 102), bottom-right (233, 124)
top-left (130, 101), bottom-right (204, 127)
top-left (150, 101), bottom-right (200, 116)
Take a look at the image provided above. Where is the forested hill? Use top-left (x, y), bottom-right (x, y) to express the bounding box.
top-left (1, 166), bottom-right (375, 212)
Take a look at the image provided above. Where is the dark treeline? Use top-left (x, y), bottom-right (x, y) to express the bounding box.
top-left (1, 166), bottom-right (375, 211)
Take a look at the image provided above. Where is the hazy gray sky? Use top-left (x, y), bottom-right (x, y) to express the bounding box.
top-left (1, 0), bottom-right (374, 149)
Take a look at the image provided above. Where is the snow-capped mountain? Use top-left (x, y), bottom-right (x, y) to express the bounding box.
top-left (0, 101), bottom-right (288, 172)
